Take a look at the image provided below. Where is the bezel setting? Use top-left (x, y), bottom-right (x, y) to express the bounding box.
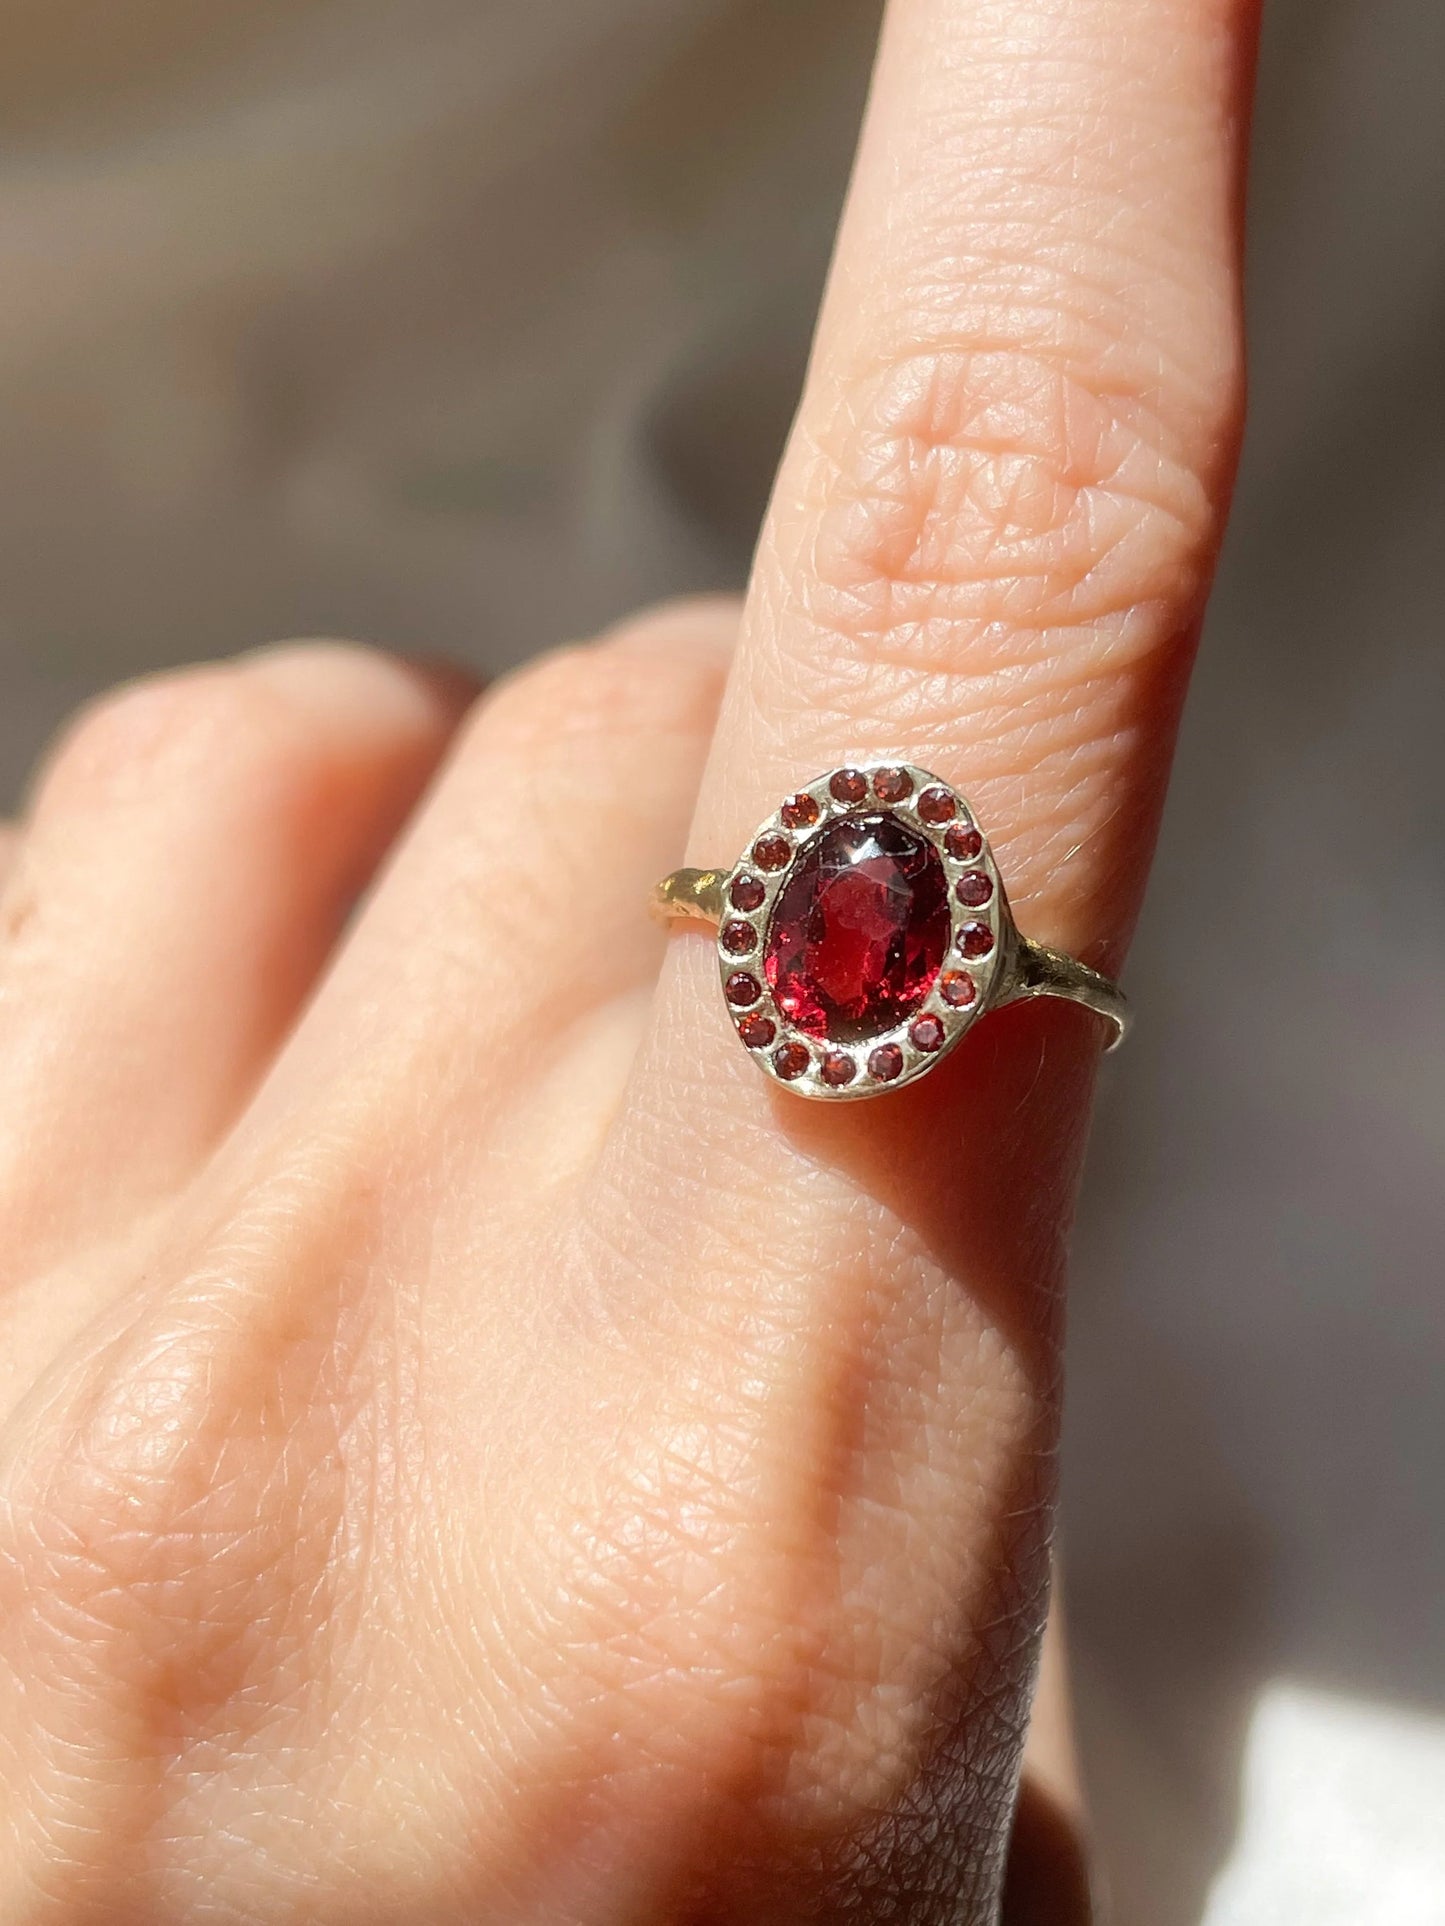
top-left (717, 764), bottom-right (1007, 1099)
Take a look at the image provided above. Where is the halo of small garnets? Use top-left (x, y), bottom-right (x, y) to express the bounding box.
top-left (909, 1013), bottom-right (946, 1053)
top-left (940, 970), bottom-right (977, 1008)
top-left (772, 1040), bottom-right (811, 1080)
top-left (868, 1042), bottom-right (904, 1082)
top-left (872, 766), bottom-right (913, 803)
top-left (780, 792), bottom-right (820, 830)
top-left (719, 766), bottom-right (1000, 1096)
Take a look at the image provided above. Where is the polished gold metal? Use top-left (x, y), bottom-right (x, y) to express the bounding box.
top-left (650, 867), bottom-right (726, 926)
top-left (654, 765), bottom-right (1129, 1093)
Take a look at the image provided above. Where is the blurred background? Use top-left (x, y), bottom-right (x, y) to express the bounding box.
top-left (0, 1), bottom-right (1440, 1918)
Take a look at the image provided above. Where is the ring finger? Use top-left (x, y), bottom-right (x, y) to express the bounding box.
top-left (595, 0), bottom-right (1255, 1910)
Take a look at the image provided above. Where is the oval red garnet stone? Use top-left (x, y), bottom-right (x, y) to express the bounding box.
top-left (763, 814), bottom-right (948, 1043)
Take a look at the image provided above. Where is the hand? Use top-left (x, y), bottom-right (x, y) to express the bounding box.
top-left (0, 0), bottom-right (1256, 1916)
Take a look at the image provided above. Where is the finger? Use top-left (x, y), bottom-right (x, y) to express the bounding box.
top-left (695, 0), bottom-right (1249, 929)
top-left (595, 0), bottom-right (1255, 1904)
top-left (0, 644), bottom-right (474, 1266)
top-left (233, 597), bottom-right (738, 1167)
top-left (0, 601), bottom-right (737, 1919)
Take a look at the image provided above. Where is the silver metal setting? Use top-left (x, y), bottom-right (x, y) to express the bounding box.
top-left (654, 764), bottom-right (1128, 1100)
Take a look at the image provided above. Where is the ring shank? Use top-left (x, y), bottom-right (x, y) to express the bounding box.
top-left (650, 866), bottom-right (726, 926)
top-left (652, 867), bottom-right (1129, 1052)
top-left (995, 936), bottom-right (1131, 1052)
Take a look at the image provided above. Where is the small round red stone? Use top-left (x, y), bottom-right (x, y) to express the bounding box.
top-left (829, 768), bottom-right (868, 805)
top-left (945, 823), bottom-right (983, 861)
top-left (940, 970), bottom-right (977, 1008)
top-left (819, 1050), bottom-right (857, 1088)
top-left (909, 1013), bottom-right (946, 1053)
top-left (917, 786), bottom-right (956, 825)
top-left (721, 919), bottom-right (757, 955)
top-left (730, 873), bottom-right (766, 912)
top-left (780, 792), bottom-right (820, 831)
top-left (725, 970), bottom-right (762, 1007)
top-left (752, 833), bottom-right (791, 872)
top-left (872, 766), bottom-right (913, 803)
top-left (772, 1040), bottom-right (811, 1080)
top-left (868, 1042), bottom-right (904, 1082)
top-left (737, 1011), bottom-right (776, 1049)
top-left (955, 870), bottom-right (994, 907)
top-left (957, 921), bottom-right (995, 959)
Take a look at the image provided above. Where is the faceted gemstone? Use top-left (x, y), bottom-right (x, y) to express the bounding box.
top-left (873, 766), bottom-right (913, 803)
top-left (940, 970), bottom-right (977, 1008)
top-left (753, 833), bottom-right (791, 871)
top-left (725, 970), bottom-right (761, 1007)
top-left (820, 1050), bottom-right (857, 1088)
top-left (945, 822), bottom-right (983, 862)
top-left (957, 921), bottom-right (995, 959)
top-left (730, 873), bottom-right (767, 912)
top-left (737, 1011), bottom-right (776, 1049)
top-left (829, 768), bottom-right (868, 805)
top-left (772, 1040), bottom-right (811, 1080)
top-left (955, 870), bottom-right (994, 907)
top-left (721, 919), bottom-right (757, 956)
top-left (867, 1042), bottom-right (904, 1082)
top-left (909, 1013), bottom-right (946, 1053)
top-left (780, 792), bottom-right (820, 831)
top-left (917, 785), bottom-right (957, 825)
top-left (764, 814), bottom-right (949, 1044)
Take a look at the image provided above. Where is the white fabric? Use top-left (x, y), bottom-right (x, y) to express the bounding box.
top-left (1203, 1687), bottom-right (1445, 1925)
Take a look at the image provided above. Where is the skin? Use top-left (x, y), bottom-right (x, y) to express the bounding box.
top-left (0, 0), bottom-right (1258, 1919)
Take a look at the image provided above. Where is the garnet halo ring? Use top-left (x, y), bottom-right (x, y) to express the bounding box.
top-left (652, 765), bottom-right (1129, 1100)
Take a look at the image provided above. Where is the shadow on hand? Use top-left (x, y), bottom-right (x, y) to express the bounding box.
top-left (1001, 1773), bottom-right (1096, 1926)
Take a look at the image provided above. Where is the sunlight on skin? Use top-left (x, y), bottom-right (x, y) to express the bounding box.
top-left (0, 1), bottom-right (1258, 1918)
